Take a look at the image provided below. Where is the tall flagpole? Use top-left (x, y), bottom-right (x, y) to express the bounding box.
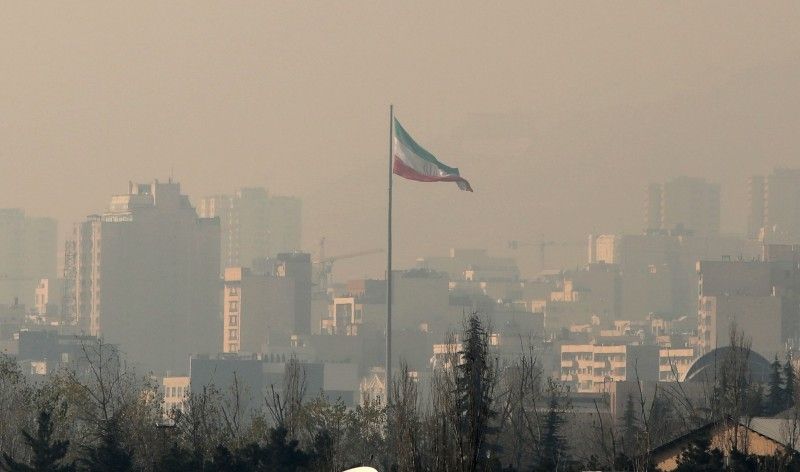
top-left (386, 104), bottom-right (394, 406)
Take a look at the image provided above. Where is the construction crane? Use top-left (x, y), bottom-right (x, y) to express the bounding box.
top-left (508, 237), bottom-right (585, 270)
top-left (313, 238), bottom-right (384, 293)
top-left (508, 238), bottom-right (556, 269)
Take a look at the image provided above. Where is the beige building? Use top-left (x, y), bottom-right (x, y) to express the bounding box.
top-left (560, 343), bottom-right (659, 392)
top-left (161, 376), bottom-right (190, 416)
top-left (652, 418), bottom-right (798, 471)
top-left (74, 180), bottom-right (220, 374)
top-left (34, 278), bottom-right (58, 317)
top-left (223, 267), bottom-right (295, 354)
top-left (359, 368), bottom-right (386, 406)
top-left (658, 347), bottom-right (695, 381)
top-left (325, 296), bottom-right (373, 336)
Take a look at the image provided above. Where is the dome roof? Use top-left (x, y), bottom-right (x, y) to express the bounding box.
top-left (684, 346), bottom-right (771, 383)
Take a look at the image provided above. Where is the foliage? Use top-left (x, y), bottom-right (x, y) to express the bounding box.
top-left (0, 408), bottom-right (74, 472)
top-left (454, 315), bottom-right (498, 472)
top-left (674, 433), bottom-right (725, 472)
top-left (786, 356), bottom-right (797, 410)
top-left (7, 324), bottom-right (800, 471)
top-left (535, 380), bottom-right (569, 471)
top-left (767, 355), bottom-right (785, 415)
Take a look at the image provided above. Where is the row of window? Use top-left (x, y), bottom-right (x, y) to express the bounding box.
top-left (165, 386), bottom-right (186, 398)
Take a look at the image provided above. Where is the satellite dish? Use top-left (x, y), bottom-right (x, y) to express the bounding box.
top-left (343, 468), bottom-right (378, 472)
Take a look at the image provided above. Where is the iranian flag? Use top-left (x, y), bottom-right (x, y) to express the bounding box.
top-left (393, 119), bottom-right (473, 192)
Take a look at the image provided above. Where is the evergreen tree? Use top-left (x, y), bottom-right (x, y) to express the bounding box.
top-left (155, 442), bottom-right (202, 472)
top-left (77, 419), bottom-right (132, 472)
top-left (674, 433), bottom-right (724, 472)
top-left (0, 408), bottom-right (74, 472)
top-left (265, 426), bottom-right (310, 471)
top-left (649, 389), bottom-right (676, 446)
top-left (767, 355), bottom-right (785, 415)
top-left (204, 445), bottom-right (247, 472)
top-left (454, 314), bottom-right (497, 472)
top-left (786, 356), bottom-right (796, 409)
top-left (237, 426), bottom-right (310, 472)
top-left (310, 429), bottom-right (334, 472)
top-left (619, 392), bottom-right (641, 457)
top-left (536, 386), bottom-right (567, 471)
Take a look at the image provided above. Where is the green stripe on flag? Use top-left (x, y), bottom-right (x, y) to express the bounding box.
top-left (394, 119), bottom-right (460, 175)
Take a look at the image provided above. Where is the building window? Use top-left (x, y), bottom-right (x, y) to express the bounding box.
top-left (228, 343), bottom-right (239, 352)
top-left (229, 315), bottom-right (238, 326)
top-left (228, 329), bottom-right (238, 341)
top-left (228, 287), bottom-right (238, 296)
top-left (229, 301), bottom-right (238, 312)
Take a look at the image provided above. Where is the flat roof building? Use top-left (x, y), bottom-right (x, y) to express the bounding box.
top-left (75, 180), bottom-right (220, 374)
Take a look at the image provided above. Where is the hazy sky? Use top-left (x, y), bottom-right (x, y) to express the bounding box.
top-left (3, 2), bottom-right (800, 279)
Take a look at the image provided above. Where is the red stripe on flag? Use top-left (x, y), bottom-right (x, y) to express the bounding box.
top-left (393, 156), bottom-right (473, 191)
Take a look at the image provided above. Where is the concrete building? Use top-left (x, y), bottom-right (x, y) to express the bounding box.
top-left (549, 262), bottom-right (621, 320)
top-left (696, 254), bottom-right (800, 359)
top-left (34, 278), bottom-right (59, 317)
top-left (327, 297), bottom-right (368, 336)
top-left (748, 175), bottom-right (767, 239)
top-left (329, 270), bottom-right (451, 333)
top-left (748, 168), bottom-right (800, 242)
top-left (0, 209), bottom-right (57, 307)
top-left (274, 253), bottom-right (312, 335)
top-left (222, 267), bottom-right (295, 354)
top-left (593, 233), bottom-right (760, 319)
top-left (17, 330), bottom-right (110, 377)
top-left (698, 294), bottom-right (783, 359)
top-left (417, 248), bottom-right (519, 282)
top-left (268, 196), bottom-right (303, 256)
top-left (560, 343), bottom-right (659, 392)
top-left (161, 376), bottom-right (190, 416)
top-left (658, 347), bottom-right (696, 381)
top-left (198, 188), bottom-right (302, 272)
top-left (645, 176), bottom-right (720, 237)
top-left (75, 180), bottom-right (220, 374)
top-left (189, 354), bottom-right (360, 418)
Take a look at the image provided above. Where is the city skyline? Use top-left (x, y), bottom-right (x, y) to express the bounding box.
top-left (4, 2), bottom-right (800, 281)
top-left (4, 4), bottom-right (800, 469)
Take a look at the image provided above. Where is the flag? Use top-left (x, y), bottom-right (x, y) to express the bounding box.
top-left (392, 119), bottom-right (473, 192)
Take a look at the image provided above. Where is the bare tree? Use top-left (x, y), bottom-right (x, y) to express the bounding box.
top-left (265, 356), bottom-right (307, 437)
top-left (0, 354), bottom-right (35, 462)
top-left (387, 362), bottom-right (422, 472)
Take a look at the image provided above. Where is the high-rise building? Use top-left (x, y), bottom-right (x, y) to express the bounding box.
top-left (593, 233), bottom-right (761, 319)
top-left (222, 267), bottom-right (295, 353)
top-left (74, 180), bottom-right (220, 374)
top-left (268, 196), bottom-right (302, 256)
top-left (199, 188), bottom-right (302, 272)
top-left (696, 247), bottom-right (800, 360)
top-left (645, 176), bottom-right (720, 237)
top-left (275, 252), bottom-right (312, 335)
top-left (0, 209), bottom-right (57, 307)
top-left (747, 175), bottom-right (766, 239)
top-left (748, 168), bottom-right (800, 241)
